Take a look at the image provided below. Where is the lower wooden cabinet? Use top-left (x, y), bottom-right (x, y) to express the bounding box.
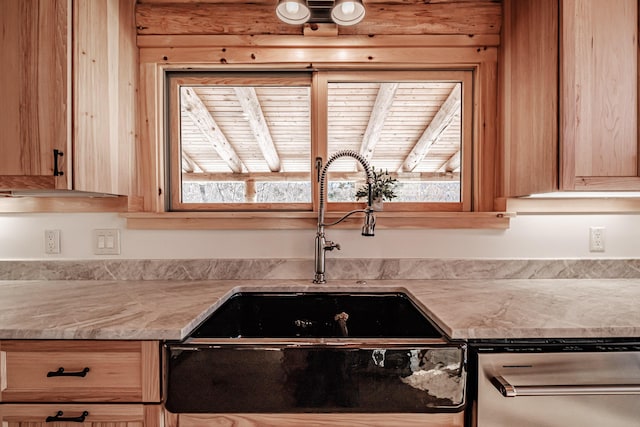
top-left (0, 404), bottom-right (161, 427)
top-left (0, 340), bottom-right (160, 403)
top-left (165, 412), bottom-right (465, 427)
top-left (0, 340), bottom-right (161, 427)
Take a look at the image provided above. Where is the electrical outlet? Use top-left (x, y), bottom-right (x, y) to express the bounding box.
top-left (589, 226), bottom-right (605, 252)
top-left (45, 229), bottom-right (61, 254)
top-left (93, 229), bottom-right (121, 255)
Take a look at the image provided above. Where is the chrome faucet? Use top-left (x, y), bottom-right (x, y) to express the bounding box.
top-left (313, 150), bottom-right (376, 284)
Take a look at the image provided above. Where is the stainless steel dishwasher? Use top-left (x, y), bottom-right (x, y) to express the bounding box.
top-left (472, 339), bottom-right (640, 427)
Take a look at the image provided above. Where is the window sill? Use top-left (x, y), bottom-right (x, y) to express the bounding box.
top-left (122, 211), bottom-right (510, 230)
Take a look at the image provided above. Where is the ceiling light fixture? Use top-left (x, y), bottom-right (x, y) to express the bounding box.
top-left (276, 0), bottom-right (311, 25)
top-left (276, 0), bottom-right (366, 26)
top-left (331, 0), bottom-right (365, 26)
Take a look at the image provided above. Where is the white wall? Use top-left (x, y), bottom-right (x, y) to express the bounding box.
top-left (1, 212), bottom-right (640, 260)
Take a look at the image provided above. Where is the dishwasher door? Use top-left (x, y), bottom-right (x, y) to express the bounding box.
top-left (477, 351), bottom-right (640, 427)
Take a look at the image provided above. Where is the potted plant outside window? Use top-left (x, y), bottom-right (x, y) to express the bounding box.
top-left (355, 168), bottom-right (398, 210)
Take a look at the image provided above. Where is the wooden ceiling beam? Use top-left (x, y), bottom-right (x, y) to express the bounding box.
top-left (182, 171), bottom-right (459, 182)
top-left (181, 152), bottom-right (203, 173)
top-left (359, 82), bottom-right (399, 166)
top-left (136, 1), bottom-right (502, 36)
top-left (438, 150), bottom-right (461, 173)
top-left (181, 87), bottom-right (245, 173)
top-left (183, 172), bottom-right (310, 182)
top-left (233, 87), bottom-right (281, 172)
top-left (401, 84), bottom-right (461, 172)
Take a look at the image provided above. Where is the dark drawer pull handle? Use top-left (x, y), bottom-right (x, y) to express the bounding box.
top-left (45, 411), bottom-right (89, 423)
top-left (47, 367), bottom-right (90, 377)
top-left (53, 149), bottom-right (64, 176)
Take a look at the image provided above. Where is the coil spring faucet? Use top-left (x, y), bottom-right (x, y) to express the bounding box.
top-left (313, 150), bottom-right (376, 284)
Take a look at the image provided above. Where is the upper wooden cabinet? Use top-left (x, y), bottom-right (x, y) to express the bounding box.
top-left (73, 0), bottom-right (136, 195)
top-left (499, 0), bottom-right (559, 197)
top-left (561, 0), bottom-right (639, 190)
top-left (0, 0), bottom-right (136, 196)
top-left (500, 0), bottom-right (640, 197)
top-left (0, 0), bottom-right (70, 191)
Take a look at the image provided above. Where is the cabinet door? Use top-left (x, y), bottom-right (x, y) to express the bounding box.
top-left (561, 0), bottom-right (639, 190)
top-left (0, 0), bottom-right (70, 190)
top-left (73, 0), bottom-right (136, 195)
top-left (0, 404), bottom-right (161, 427)
top-left (499, 0), bottom-right (558, 197)
top-left (0, 0), bottom-right (135, 196)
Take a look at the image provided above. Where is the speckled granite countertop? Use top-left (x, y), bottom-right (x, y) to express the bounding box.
top-left (1, 278), bottom-right (639, 340)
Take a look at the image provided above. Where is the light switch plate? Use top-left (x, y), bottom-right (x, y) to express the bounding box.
top-left (93, 229), bottom-right (120, 255)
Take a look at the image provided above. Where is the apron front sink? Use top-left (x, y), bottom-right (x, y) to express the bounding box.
top-left (189, 291), bottom-right (443, 339)
top-left (165, 292), bottom-right (466, 414)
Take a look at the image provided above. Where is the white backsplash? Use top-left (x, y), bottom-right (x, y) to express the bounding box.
top-left (1, 212), bottom-right (640, 264)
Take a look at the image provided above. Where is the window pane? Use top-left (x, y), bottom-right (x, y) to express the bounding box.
top-left (178, 84), bottom-right (311, 204)
top-left (326, 81), bottom-right (462, 203)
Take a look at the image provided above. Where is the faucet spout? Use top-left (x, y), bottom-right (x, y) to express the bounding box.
top-left (313, 150), bottom-right (375, 284)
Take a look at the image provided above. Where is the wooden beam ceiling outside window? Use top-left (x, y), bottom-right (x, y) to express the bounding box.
top-left (401, 84), bottom-right (461, 172)
top-left (233, 87), bottom-right (282, 172)
top-left (358, 82), bottom-right (399, 166)
top-left (438, 151), bottom-right (461, 173)
top-left (181, 152), bottom-right (202, 173)
top-left (181, 171), bottom-right (459, 183)
top-left (181, 87), bottom-right (246, 173)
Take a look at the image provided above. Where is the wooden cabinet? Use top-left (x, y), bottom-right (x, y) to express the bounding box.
top-left (0, 340), bottom-right (160, 402)
top-left (499, 0), bottom-right (559, 197)
top-left (0, 404), bottom-right (159, 427)
top-left (560, 0), bottom-right (639, 190)
top-left (501, 0), bottom-right (640, 197)
top-left (0, 0), bottom-right (136, 196)
top-left (0, 340), bottom-right (161, 427)
top-left (72, 0), bottom-right (136, 195)
top-left (165, 413), bottom-right (464, 427)
top-left (0, 0), bottom-right (70, 191)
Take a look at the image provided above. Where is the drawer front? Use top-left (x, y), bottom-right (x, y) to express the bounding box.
top-left (167, 413), bottom-right (465, 427)
top-left (0, 341), bottom-right (160, 403)
top-left (0, 403), bottom-right (161, 427)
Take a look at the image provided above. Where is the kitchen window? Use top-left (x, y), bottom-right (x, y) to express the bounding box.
top-left (166, 70), bottom-right (472, 213)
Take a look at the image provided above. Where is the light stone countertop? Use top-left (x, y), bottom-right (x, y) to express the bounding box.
top-left (1, 278), bottom-right (639, 340)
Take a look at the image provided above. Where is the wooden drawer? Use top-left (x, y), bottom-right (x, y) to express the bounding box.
top-left (166, 413), bottom-right (464, 427)
top-left (0, 403), bottom-right (161, 427)
top-left (0, 341), bottom-right (160, 403)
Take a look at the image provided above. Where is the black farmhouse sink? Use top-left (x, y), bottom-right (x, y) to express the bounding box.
top-left (189, 291), bottom-right (443, 339)
top-left (166, 292), bottom-right (466, 414)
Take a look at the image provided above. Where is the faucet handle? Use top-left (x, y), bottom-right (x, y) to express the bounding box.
top-left (325, 240), bottom-right (340, 251)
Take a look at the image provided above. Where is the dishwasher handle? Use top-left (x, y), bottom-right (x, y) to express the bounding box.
top-left (492, 375), bottom-right (640, 397)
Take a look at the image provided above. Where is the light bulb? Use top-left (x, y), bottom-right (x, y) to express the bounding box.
top-left (341, 2), bottom-right (356, 15)
top-left (285, 2), bottom-right (299, 14)
top-left (276, 0), bottom-right (310, 24)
